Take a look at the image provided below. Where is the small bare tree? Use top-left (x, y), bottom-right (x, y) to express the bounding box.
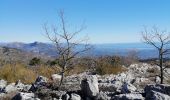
top-left (142, 26), bottom-right (170, 84)
top-left (44, 11), bottom-right (91, 87)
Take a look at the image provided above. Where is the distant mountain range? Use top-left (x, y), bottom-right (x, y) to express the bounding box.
top-left (0, 42), bottom-right (159, 59)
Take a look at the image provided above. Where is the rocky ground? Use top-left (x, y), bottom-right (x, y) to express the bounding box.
top-left (0, 63), bottom-right (170, 100)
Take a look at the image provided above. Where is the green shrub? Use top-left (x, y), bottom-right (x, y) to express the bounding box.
top-left (29, 57), bottom-right (41, 66)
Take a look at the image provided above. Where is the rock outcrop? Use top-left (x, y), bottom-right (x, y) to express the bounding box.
top-left (81, 75), bottom-right (99, 98)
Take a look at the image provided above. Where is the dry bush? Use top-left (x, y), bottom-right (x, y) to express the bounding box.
top-left (95, 62), bottom-right (126, 75)
top-left (65, 65), bottom-right (88, 76)
top-left (95, 56), bottom-right (126, 75)
top-left (32, 65), bottom-right (61, 78)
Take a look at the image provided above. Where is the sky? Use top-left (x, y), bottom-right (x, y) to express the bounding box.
top-left (0, 0), bottom-right (170, 43)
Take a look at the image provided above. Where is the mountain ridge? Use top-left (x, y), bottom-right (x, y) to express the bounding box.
top-left (0, 42), bottom-right (158, 59)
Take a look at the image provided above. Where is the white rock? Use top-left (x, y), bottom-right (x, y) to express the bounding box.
top-left (155, 76), bottom-right (161, 84)
top-left (99, 81), bottom-right (123, 92)
top-left (4, 83), bottom-right (17, 93)
top-left (95, 91), bottom-right (110, 100)
top-left (12, 92), bottom-right (38, 100)
top-left (15, 80), bottom-right (25, 91)
top-left (121, 82), bottom-right (137, 93)
top-left (71, 93), bottom-right (81, 100)
top-left (0, 79), bottom-right (7, 89)
top-left (51, 74), bottom-right (62, 82)
top-left (23, 85), bottom-right (32, 92)
top-left (81, 75), bottom-right (99, 97)
top-left (114, 93), bottom-right (144, 100)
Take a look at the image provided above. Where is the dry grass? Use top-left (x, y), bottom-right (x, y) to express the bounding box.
top-left (65, 65), bottom-right (88, 76)
top-left (0, 63), bottom-right (36, 84)
top-left (32, 65), bottom-right (61, 78)
top-left (0, 63), bottom-right (61, 84)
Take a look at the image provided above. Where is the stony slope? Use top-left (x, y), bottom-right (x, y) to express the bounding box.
top-left (0, 63), bottom-right (170, 100)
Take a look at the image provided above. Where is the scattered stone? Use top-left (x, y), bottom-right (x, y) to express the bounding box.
top-left (15, 80), bottom-right (25, 91)
top-left (155, 76), bottom-right (161, 84)
top-left (121, 82), bottom-right (137, 93)
top-left (34, 76), bottom-right (48, 85)
top-left (145, 90), bottom-right (170, 100)
top-left (12, 92), bottom-right (40, 100)
top-left (29, 76), bottom-right (48, 92)
top-left (22, 85), bottom-right (32, 92)
top-left (4, 83), bottom-right (17, 93)
top-left (0, 80), bottom-right (7, 89)
top-left (53, 91), bottom-right (67, 99)
top-left (95, 91), bottom-right (110, 100)
top-left (99, 81), bottom-right (122, 92)
top-left (0, 79), bottom-right (7, 92)
top-left (51, 74), bottom-right (62, 82)
top-left (144, 84), bottom-right (170, 96)
top-left (114, 93), bottom-right (144, 100)
top-left (71, 93), bottom-right (81, 100)
top-left (63, 94), bottom-right (70, 100)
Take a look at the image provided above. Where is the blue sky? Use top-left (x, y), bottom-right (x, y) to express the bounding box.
top-left (0, 0), bottom-right (170, 43)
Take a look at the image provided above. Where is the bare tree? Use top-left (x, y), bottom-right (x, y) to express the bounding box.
top-left (142, 26), bottom-right (170, 84)
top-left (44, 11), bottom-right (91, 87)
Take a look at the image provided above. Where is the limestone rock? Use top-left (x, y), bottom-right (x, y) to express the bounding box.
top-left (81, 75), bottom-right (99, 97)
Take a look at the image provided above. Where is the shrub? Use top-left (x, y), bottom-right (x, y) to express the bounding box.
top-left (95, 56), bottom-right (126, 75)
top-left (32, 65), bottom-right (61, 78)
top-left (29, 57), bottom-right (41, 66)
top-left (95, 62), bottom-right (126, 75)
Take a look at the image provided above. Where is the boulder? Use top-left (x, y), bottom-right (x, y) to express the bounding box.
top-left (63, 94), bottom-right (70, 100)
top-left (34, 76), bottom-right (48, 85)
top-left (95, 92), bottom-right (110, 100)
top-left (51, 74), bottom-right (62, 82)
top-left (0, 79), bottom-right (7, 89)
top-left (15, 80), bottom-right (25, 91)
top-left (0, 79), bottom-right (7, 92)
top-left (144, 84), bottom-right (170, 96)
top-left (121, 82), bottom-right (137, 93)
top-left (145, 90), bottom-right (170, 100)
top-left (114, 93), bottom-right (144, 100)
top-left (29, 76), bottom-right (48, 92)
top-left (12, 92), bottom-right (40, 100)
top-left (81, 75), bottom-right (99, 97)
top-left (115, 73), bottom-right (127, 82)
top-left (99, 81), bottom-right (122, 92)
top-left (22, 85), bottom-right (32, 92)
top-left (4, 83), bottom-right (17, 93)
top-left (70, 93), bottom-right (81, 100)
top-left (155, 76), bottom-right (161, 84)
top-left (53, 91), bottom-right (67, 99)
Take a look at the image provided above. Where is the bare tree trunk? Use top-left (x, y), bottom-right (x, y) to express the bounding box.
top-left (59, 72), bottom-right (64, 87)
top-left (160, 53), bottom-right (163, 84)
top-left (59, 65), bottom-right (66, 88)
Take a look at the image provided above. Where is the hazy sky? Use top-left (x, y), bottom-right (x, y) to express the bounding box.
top-left (0, 0), bottom-right (170, 43)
